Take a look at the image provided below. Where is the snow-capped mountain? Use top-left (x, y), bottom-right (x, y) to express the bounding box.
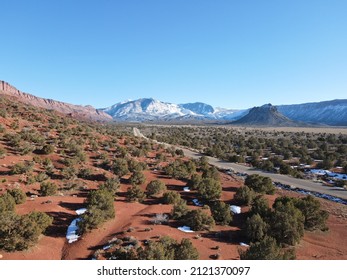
top-left (277, 99), bottom-right (347, 126)
top-left (102, 98), bottom-right (245, 122)
top-left (102, 98), bottom-right (193, 121)
top-left (180, 102), bottom-right (215, 115)
top-left (101, 97), bottom-right (347, 126)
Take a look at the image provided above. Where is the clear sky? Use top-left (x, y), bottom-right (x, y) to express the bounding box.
top-left (0, 0), bottom-right (346, 109)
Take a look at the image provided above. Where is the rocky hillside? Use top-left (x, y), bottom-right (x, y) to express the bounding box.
top-left (232, 104), bottom-right (302, 126)
top-left (278, 99), bottom-right (347, 126)
top-left (0, 81), bottom-right (112, 122)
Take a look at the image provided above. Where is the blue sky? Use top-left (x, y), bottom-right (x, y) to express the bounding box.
top-left (0, 0), bottom-right (346, 109)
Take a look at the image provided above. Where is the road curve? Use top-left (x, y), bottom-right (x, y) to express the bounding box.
top-left (133, 128), bottom-right (347, 200)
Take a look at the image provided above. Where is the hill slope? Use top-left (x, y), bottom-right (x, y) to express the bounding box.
top-left (232, 104), bottom-right (302, 126)
top-left (278, 99), bottom-right (347, 126)
top-left (0, 81), bottom-right (112, 122)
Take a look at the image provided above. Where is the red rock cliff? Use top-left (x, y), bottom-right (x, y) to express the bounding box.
top-left (0, 80), bottom-right (112, 122)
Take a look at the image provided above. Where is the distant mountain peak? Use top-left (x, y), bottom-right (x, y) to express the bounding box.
top-left (232, 104), bottom-right (301, 126)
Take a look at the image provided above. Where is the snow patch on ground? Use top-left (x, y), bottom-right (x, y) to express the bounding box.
top-left (178, 226), bottom-right (194, 233)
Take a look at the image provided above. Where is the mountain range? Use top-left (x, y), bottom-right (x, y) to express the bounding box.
top-left (101, 98), bottom-right (247, 122)
top-left (1, 80), bottom-right (347, 126)
top-left (102, 97), bottom-right (347, 126)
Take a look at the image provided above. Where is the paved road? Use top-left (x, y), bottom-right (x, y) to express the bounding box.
top-left (133, 128), bottom-right (347, 200)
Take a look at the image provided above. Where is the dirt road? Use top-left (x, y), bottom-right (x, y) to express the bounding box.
top-left (134, 128), bottom-right (347, 200)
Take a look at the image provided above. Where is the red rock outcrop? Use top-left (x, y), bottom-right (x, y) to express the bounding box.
top-left (0, 80), bottom-right (112, 122)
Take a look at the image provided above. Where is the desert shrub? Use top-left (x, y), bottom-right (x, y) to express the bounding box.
top-left (10, 161), bottom-right (33, 175)
top-left (39, 181), bottom-right (58, 196)
top-left (61, 166), bottom-right (77, 180)
top-left (152, 213), bottom-right (169, 225)
top-left (7, 188), bottom-right (26, 204)
top-left (99, 177), bottom-right (120, 195)
top-left (78, 168), bottom-right (93, 180)
top-left (41, 144), bottom-right (55, 155)
top-left (163, 191), bottom-right (181, 204)
top-left (127, 158), bottom-right (144, 172)
top-left (0, 193), bottom-right (16, 213)
top-left (126, 186), bottom-right (145, 202)
top-left (0, 147), bottom-right (6, 158)
top-left (129, 170), bottom-right (146, 186)
top-left (184, 209), bottom-right (215, 231)
top-left (234, 186), bottom-right (255, 206)
top-left (4, 133), bottom-right (21, 147)
top-left (35, 172), bottom-right (49, 182)
top-left (112, 158), bottom-right (129, 177)
top-left (146, 180), bottom-right (166, 198)
top-left (210, 201), bottom-right (233, 225)
top-left (171, 199), bottom-right (189, 220)
top-left (0, 109), bottom-right (6, 118)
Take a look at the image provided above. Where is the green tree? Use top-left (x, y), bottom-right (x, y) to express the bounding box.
top-left (175, 238), bottom-right (199, 260)
top-left (210, 201), bottom-right (233, 225)
top-left (202, 166), bottom-right (220, 181)
top-left (79, 189), bottom-right (115, 233)
top-left (245, 174), bottom-right (275, 195)
top-left (189, 173), bottom-right (202, 190)
top-left (245, 214), bottom-right (269, 243)
top-left (239, 236), bottom-right (295, 260)
top-left (146, 180), bottom-right (167, 198)
top-left (250, 195), bottom-right (270, 218)
top-left (171, 199), bottom-right (189, 220)
top-left (198, 178), bottom-right (222, 201)
top-left (0, 211), bottom-right (52, 252)
top-left (26, 211), bottom-right (53, 233)
top-left (234, 186), bottom-right (255, 206)
top-left (163, 191), bottom-right (181, 204)
top-left (139, 236), bottom-right (176, 260)
top-left (295, 196), bottom-right (329, 231)
top-left (270, 201), bottom-right (304, 246)
top-left (185, 209), bottom-right (215, 231)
